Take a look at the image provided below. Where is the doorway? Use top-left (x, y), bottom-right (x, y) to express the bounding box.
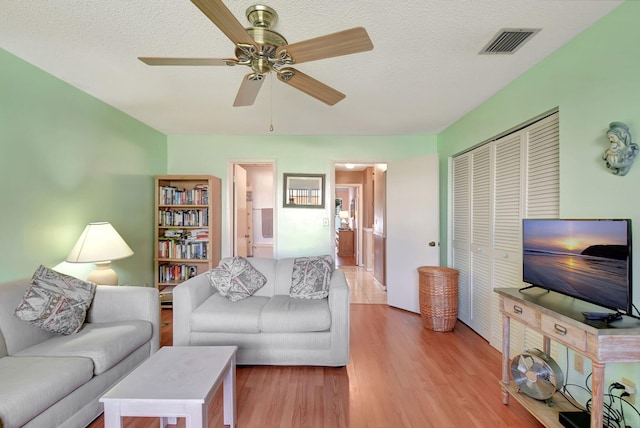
top-left (230, 162), bottom-right (275, 258)
top-left (335, 185), bottom-right (360, 266)
top-left (334, 163), bottom-right (379, 269)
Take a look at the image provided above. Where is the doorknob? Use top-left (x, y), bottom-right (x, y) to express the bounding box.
top-left (428, 241), bottom-right (438, 247)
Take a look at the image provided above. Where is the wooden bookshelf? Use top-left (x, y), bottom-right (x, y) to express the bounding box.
top-left (154, 175), bottom-right (221, 308)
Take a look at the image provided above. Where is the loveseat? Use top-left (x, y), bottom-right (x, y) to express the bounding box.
top-left (173, 256), bottom-right (350, 366)
top-left (0, 276), bottom-right (159, 428)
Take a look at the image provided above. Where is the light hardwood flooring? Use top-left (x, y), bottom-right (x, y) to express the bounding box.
top-left (88, 302), bottom-right (541, 427)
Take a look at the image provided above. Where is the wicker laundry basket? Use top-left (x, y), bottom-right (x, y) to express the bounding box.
top-left (417, 266), bottom-right (459, 332)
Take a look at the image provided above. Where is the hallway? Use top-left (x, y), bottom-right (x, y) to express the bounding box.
top-left (338, 265), bottom-right (387, 304)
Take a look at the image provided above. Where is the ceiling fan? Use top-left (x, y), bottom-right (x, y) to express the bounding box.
top-left (138, 0), bottom-right (374, 107)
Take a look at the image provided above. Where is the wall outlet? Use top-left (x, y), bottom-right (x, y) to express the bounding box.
top-left (621, 377), bottom-right (636, 393)
top-left (574, 354), bottom-right (584, 374)
top-left (621, 377), bottom-right (636, 405)
top-left (323, 218), bottom-right (329, 227)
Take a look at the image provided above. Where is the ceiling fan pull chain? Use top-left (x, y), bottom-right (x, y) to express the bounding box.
top-left (269, 73), bottom-right (274, 132)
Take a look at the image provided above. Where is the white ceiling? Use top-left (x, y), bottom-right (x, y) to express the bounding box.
top-left (1, 1), bottom-right (622, 136)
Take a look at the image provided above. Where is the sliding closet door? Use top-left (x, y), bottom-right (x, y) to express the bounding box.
top-left (452, 112), bottom-right (559, 347)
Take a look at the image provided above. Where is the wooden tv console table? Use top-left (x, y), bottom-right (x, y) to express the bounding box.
top-left (495, 287), bottom-right (640, 428)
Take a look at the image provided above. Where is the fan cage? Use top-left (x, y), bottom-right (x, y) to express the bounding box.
top-left (510, 348), bottom-right (564, 400)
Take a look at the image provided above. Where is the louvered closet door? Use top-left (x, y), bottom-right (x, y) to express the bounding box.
top-left (469, 145), bottom-right (492, 339)
top-left (452, 154), bottom-right (471, 325)
top-left (525, 114), bottom-right (560, 218)
top-left (522, 113), bottom-right (560, 354)
top-left (451, 112), bottom-right (559, 348)
top-left (490, 132), bottom-right (525, 350)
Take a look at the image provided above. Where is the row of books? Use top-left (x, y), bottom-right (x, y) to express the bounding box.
top-left (158, 264), bottom-right (199, 284)
top-left (157, 240), bottom-right (208, 260)
top-left (159, 184), bottom-right (209, 206)
top-left (160, 228), bottom-right (209, 241)
top-left (158, 209), bottom-right (209, 227)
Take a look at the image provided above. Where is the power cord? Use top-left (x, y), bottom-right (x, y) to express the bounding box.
top-left (559, 349), bottom-right (639, 427)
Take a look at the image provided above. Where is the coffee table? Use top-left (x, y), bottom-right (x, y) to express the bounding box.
top-left (100, 346), bottom-right (237, 428)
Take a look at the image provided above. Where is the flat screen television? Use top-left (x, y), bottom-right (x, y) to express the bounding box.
top-left (522, 219), bottom-right (632, 315)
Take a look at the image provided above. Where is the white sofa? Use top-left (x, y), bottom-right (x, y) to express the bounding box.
top-left (173, 257), bottom-right (350, 366)
top-left (0, 279), bottom-right (159, 428)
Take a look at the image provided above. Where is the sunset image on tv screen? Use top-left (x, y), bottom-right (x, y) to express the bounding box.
top-left (523, 220), bottom-right (629, 311)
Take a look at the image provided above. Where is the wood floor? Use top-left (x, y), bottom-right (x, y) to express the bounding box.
top-left (88, 303), bottom-right (542, 428)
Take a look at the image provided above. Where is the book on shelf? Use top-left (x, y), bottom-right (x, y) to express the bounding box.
top-left (163, 229), bottom-right (185, 238)
top-left (158, 208), bottom-right (209, 227)
top-left (157, 240), bottom-right (208, 260)
top-left (186, 228), bottom-right (209, 242)
top-left (158, 264), bottom-right (199, 283)
top-left (159, 184), bottom-right (209, 205)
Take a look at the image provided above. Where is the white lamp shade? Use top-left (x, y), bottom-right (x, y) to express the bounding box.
top-left (66, 222), bottom-right (134, 263)
top-left (339, 210), bottom-right (350, 219)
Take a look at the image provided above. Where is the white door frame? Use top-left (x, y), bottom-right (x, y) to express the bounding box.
top-left (227, 160), bottom-right (276, 258)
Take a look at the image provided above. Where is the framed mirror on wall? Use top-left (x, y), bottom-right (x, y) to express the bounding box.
top-left (283, 173), bottom-right (325, 208)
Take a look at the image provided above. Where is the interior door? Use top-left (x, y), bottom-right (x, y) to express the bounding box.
top-left (386, 154), bottom-right (440, 313)
top-left (234, 165), bottom-right (248, 257)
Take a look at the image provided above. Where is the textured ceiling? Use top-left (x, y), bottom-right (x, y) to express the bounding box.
top-left (1, 0), bottom-right (622, 136)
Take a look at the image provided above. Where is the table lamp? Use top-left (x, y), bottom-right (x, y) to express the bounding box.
top-left (339, 210), bottom-right (350, 229)
top-left (66, 222), bottom-right (134, 285)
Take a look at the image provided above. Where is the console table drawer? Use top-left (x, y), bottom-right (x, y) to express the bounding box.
top-left (541, 314), bottom-right (586, 351)
top-left (502, 297), bottom-right (539, 327)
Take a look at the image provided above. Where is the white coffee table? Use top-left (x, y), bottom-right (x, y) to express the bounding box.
top-left (100, 346), bottom-right (237, 428)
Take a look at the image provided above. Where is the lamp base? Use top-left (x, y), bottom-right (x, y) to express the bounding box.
top-left (87, 262), bottom-right (118, 285)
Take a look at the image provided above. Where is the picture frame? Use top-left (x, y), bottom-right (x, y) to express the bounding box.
top-left (283, 173), bottom-right (325, 208)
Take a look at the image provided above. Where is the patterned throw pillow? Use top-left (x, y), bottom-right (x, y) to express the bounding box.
top-left (14, 265), bottom-right (97, 335)
top-left (207, 257), bottom-right (267, 302)
top-left (289, 255), bottom-right (334, 299)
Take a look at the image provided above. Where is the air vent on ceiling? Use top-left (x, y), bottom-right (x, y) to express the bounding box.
top-left (479, 28), bottom-right (541, 54)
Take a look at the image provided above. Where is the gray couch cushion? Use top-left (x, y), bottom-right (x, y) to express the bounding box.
top-left (14, 320), bottom-right (151, 375)
top-left (14, 265), bottom-right (96, 335)
top-left (0, 356), bottom-right (93, 428)
top-left (208, 257), bottom-right (267, 301)
top-left (289, 255), bottom-right (334, 299)
top-left (191, 294), bottom-right (270, 333)
top-left (260, 295), bottom-right (331, 332)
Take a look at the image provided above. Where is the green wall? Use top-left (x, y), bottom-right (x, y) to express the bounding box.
top-left (0, 49), bottom-right (167, 284)
top-left (167, 136), bottom-right (437, 258)
top-left (437, 1), bottom-right (639, 412)
top-left (438, 1), bottom-right (639, 290)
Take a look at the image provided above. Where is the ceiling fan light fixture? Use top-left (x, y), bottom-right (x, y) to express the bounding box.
top-left (139, 0), bottom-right (373, 107)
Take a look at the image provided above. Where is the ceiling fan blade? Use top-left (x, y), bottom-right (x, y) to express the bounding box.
top-left (138, 57), bottom-right (233, 66)
top-left (277, 68), bottom-right (345, 106)
top-left (276, 27), bottom-right (373, 65)
top-left (191, 0), bottom-right (256, 46)
top-left (233, 74), bottom-right (265, 107)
